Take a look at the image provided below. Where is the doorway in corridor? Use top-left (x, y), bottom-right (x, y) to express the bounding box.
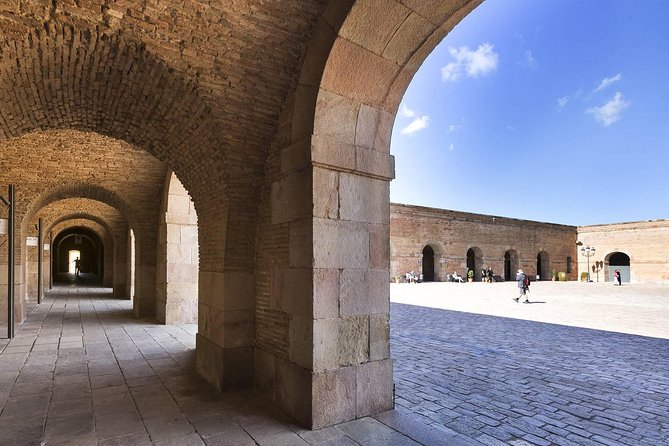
top-left (52, 227), bottom-right (103, 284)
top-left (466, 247), bottom-right (483, 281)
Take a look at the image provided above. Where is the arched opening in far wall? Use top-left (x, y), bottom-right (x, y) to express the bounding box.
top-left (606, 252), bottom-right (631, 283)
top-left (52, 227), bottom-right (103, 284)
top-left (536, 251), bottom-right (550, 281)
top-left (466, 247), bottom-right (483, 281)
top-left (422, 245), bottom-right (435, 282)
top-left (504, 249), bottom-right (518, 281)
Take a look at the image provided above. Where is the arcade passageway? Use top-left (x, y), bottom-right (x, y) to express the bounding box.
top-left (1, 0), bottom-right (573, 431)
top-left (0, 286), bottom-right (469, 446)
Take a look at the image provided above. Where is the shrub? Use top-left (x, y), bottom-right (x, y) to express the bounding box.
top-left (558, 271), bottom-right (567, 282)
top-left (580, 272), bottom-right (588, 281)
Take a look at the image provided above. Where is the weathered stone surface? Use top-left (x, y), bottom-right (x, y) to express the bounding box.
top-left (313, 317), bottom-right (369, 371)
top-left (312, 366), bottom-right (356, 429)
top-left (356, 359), bottom-right (393, 417)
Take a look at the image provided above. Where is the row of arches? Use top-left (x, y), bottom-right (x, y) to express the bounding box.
top-left (420, 245), bottom-right (631, 283)
top-left (421, 245), bottom-right (557, 282)
top-left (2, 170), bottom-right (199, 326)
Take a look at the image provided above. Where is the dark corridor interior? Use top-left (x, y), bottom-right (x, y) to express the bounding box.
top-left (52, 227), bottom-right (103, 285)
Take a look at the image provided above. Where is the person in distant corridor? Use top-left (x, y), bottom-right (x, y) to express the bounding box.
top-left (514, 269), bottom-right (529, 303)
top-left (487, 267), bottom-right (493, 283)
top-left (74, 257), bottom-right (81, 277)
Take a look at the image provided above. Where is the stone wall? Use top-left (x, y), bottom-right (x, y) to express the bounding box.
top-left (577, 220), bottom-right (669, 284)
top-left (156, 173), bottom-right (199, 324)
top-left (391, 203), bottom-right (579, 282)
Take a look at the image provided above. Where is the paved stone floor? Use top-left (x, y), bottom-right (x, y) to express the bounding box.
top-left (2, 282), bottom-right (668, 445)
top-left (0, 285), bottom-right (475, 446)
top-left (391, 282), bottom-right (669, 446)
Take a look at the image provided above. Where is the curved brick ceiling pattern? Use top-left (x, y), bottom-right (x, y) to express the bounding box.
top-left (50, 219), bottom-right (110, 247)
top-left (1, 130), bottom-right (165, 232)
top-left (35, 198), bottom-right (125, 241)
top-left (46, 213), bottom-right (115, 242)
top-left (0, 1), bottom-right (329, 270)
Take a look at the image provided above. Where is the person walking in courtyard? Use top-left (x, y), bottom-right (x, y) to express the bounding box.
top-left (514, 269), bottom-right (530, 303)
top-left (487, 267), bottom-right (493, 283)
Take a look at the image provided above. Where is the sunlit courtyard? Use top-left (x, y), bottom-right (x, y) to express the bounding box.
top-left (391, 282), bottom-right (669, 445)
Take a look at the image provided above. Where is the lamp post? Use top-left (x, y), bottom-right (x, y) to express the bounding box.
top-left (580, 246), bottom-right (595, 282)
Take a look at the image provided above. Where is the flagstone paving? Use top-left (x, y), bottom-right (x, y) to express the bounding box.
top-left (0, 286), bottom-right (476, 446)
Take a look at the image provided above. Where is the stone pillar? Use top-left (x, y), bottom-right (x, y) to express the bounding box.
top-left (103, 238), bottom-right (113, 287)
top-left (113, 229), bottom-right (129, 299)
top-left (270, 131), bottom-right (395, 428)
top-left (156, 173), bottom-right (199, 324)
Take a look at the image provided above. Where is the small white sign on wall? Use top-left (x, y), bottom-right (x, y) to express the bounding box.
top-left (0, 218), bottom-right (7, 235)
top-left (44, 244), bottom-right (50, 251)
top-left (26, 236), bottom-right (38, 246)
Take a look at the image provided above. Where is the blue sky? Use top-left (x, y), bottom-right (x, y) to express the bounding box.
top-left (390, 0), bottom-right (669, 226)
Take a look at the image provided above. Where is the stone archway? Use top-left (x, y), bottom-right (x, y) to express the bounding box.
top-left (606, 251), bottom-right (631, 283)
top-left (422, 245), bottom-right (435, 282)
top-left (537, 251), bottom-right (550, 280)
top-left (504, 249), bottom-right (519, 281)
top-left (276, 0), bottom-right (484, 428)
top-left (0, 23), bottom-right (255, 394)
top-left (52, 227), bottom-right (104, 283)
top-left (467, 247), bottom-right (484, 281)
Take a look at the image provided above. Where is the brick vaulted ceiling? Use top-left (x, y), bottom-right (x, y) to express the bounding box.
top-left (0, 130), bottom-right (166, 241)
top-left (0, 0), bottom-right (333, 269)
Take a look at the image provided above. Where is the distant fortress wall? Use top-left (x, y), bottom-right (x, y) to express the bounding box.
top-left (390, 203), bottom-right (578, 282)
top-left (577, 220), bottom-right (669, 284)
top-left (390, 203), bottom-right (669, 284)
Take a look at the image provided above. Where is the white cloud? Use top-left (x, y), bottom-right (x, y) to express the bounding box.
top-left (441, 43), bottom-right (499, 82)
top-left (522, 50), bottom-right (537, 70)
top-left (448, 143), bottom-right (455, 151)
top-left (593, 73), bottom-right (622, 93)
top-left (448, 124), bottom-right (460, 133)
top-left (507, 125), bottom-right (515, 131)
top-left (400, 104), bottom-right (416, 118)
top-left (401, 116), bottom-right (430, 135)
top-left (557, 96), bottom-right (569, 110)
top-left (586, 92), bottom-right (630, 126)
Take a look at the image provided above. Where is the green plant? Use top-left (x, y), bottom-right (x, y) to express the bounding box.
top-left (580, 272), bottom-right (588, 281)
top-left (550, 269), bottom-right (557, 280)
top-left (558, 271), bottom-right (567, 282)
top-left (467, 269), bottom-right (474, 278)
top-left (393, 275), bottom-right (402, 283)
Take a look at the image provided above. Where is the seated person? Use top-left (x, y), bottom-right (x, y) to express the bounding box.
top-left (452, 271), bottom-right (464, 283)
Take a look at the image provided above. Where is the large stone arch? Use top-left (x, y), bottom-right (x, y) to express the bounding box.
top-left (21, 188), bottom-right (139, 308)
top-left (0, 21), bottom-right (260, 392)
top-left (258, 0), bottom-right (483, 428)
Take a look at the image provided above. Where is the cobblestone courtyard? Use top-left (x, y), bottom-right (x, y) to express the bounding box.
top-left (391, 282), bottom-right (669, 445)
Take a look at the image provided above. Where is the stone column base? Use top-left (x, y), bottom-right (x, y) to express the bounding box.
top-left (196, 334), bottom-right (253, 391)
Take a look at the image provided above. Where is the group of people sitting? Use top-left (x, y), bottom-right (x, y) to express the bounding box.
top-left (450, 267), bottom-right (495, 283)
top-left (405, 271), bottom-right (421, 283)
